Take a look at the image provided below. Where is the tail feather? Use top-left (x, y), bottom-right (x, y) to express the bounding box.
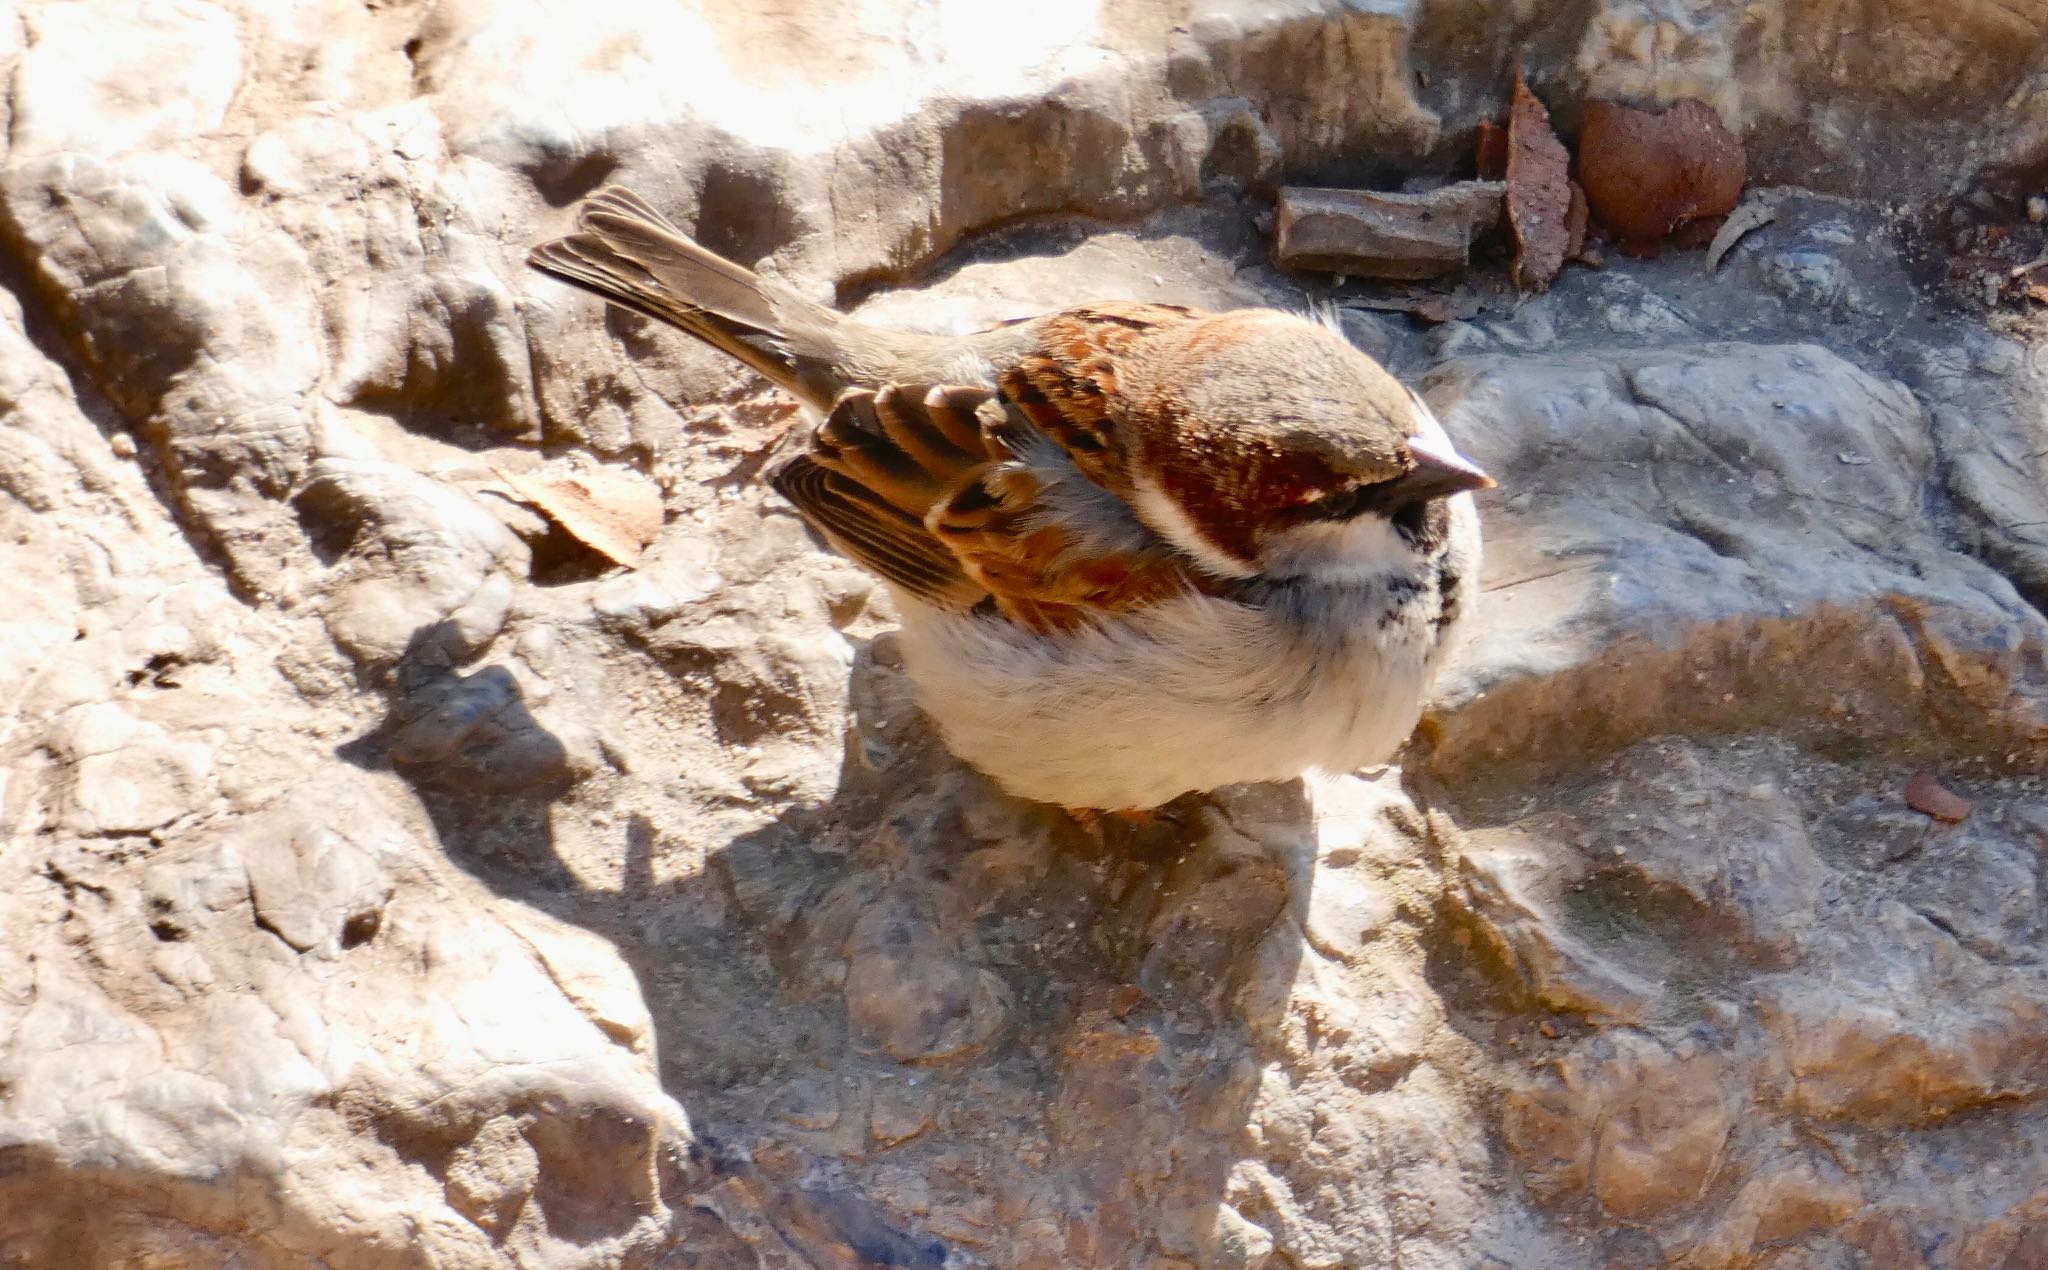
top-left (527, 186), bottom-right (844, 409)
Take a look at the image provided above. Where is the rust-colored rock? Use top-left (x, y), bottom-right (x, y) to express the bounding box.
top-left (1905, 770), bottom-right (1970, 823)
top-left (1578, 98), bottom-right (1747, 255)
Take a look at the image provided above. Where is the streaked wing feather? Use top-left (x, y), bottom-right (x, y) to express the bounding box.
top-left (770, 458), bottom-right (986, 611)
top-left (781, 355), bottom-right (1211, 631)
top-left (872, 385), bottom-right (988, 474)
top-left (812, 387), bottom-right (963, 515)
top-left (929, 435), bottom-right (1205, 635)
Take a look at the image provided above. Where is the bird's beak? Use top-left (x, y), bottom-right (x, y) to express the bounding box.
top-left (1404, 432), bottom-right (1496, 498)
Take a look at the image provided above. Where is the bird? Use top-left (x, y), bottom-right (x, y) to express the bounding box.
top-left (528, 187), bottom-right (1492, 815)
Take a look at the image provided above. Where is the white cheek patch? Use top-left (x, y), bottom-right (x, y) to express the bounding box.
top-left (1129, 474), bottom-right (1259, 579)
top-left (1259, 513), bottom-right (1417, 581)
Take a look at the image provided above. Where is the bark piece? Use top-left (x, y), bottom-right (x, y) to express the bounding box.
top-left (1274, 182), bottom-right (1506, 280)
top-left (1505, 68), bottom-right (1571, 292)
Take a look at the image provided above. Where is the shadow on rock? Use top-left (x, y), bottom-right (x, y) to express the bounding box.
top-left (343, 619), bottom-right (1314, 1267)
top-left (337, 620), bottom-right (580, 898)
top-left (687, 630), bottom-right (1315, 1267)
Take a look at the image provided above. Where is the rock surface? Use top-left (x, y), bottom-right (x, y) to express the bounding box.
top-left (3, 2), bottom-right (2048, 1268)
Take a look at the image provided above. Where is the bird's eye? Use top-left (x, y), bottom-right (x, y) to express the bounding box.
top-left (1302, 483), bottom-right (1373, 521)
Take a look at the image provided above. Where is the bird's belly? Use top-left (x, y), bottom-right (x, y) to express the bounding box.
top-left (893, 594), bottom-right (1440, 811)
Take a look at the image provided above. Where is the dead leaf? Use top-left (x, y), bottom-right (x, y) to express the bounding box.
top-left (1505, 67), bottom-right (1571, 292)
top-left (1578, 98), bottom-right (1746, 255)
top-left (496, 463), bottom-right (664, 568)
top-left (1706, 197), bottom-right (1777, 271)
top-left (1904, 771), bottom-right (1970, 824)
top-left (1565, 180), bottom-right (1589, 260)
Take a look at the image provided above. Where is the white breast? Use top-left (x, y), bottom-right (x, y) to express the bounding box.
top-left (892, 497), bottom-right (1481, 810)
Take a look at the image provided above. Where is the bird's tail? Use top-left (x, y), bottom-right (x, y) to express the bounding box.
top-left (527, 186), bottom-right (847, 410)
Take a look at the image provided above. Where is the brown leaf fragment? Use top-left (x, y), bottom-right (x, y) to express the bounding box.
top-left (497, 463), bottom-right (664, 568)
top-left (1706, 197), bottom-right (1777, 271)
top-left (1476, 120), bottom-right (1509, 181)
top-left (1578, 98), bottom-right (1746, 255)
top-left (1565, 179), bottom-right (1589, 260)
top-left (1905, 771), bottom-right (1970, 824)
top-left (1505, 68), bottom-right (1570, 292)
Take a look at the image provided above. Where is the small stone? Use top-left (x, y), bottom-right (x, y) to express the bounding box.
top-left (869, 1086), bottom-right (936, 1147)
top-left (388, 666), bottom-right (521, 765)
top-left (770, 1077), bottom-right (842, 1130)
top-left (843, 906), bottom-right (1009, 1062)
top-left (1905, 771), bottom-right (1969, 824)
top-left (2029, 195), bottom-right (2046, 224)
top-left (1760, 250), bottom-right (1850, 308)
top-left (1207, 1204), bottom-right (1276, 1269)
top-left (242, 818), bottom-right (393, 957)
top-left (496, 462), bottom-right (664, 567)
top-left (444, 1117), bottom-right (539, 1236)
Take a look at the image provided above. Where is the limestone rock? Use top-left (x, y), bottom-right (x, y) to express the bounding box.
top-left (5, 2), bottom-right (2048, 1268)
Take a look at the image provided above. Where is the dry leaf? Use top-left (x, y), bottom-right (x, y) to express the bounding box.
top-left (1578, 98), bottom-right (1746, 254)
top-left (1904, 771), bottom-right (1970, 824)
top-left (1706, 197), bottom-right (1777, 271)
top-left (1565, 180), bottom-right (1589, 260)
top-left (1505, 67), bottom-right (1571, 292)
top-left (497, 463), bottom-right (664, 568)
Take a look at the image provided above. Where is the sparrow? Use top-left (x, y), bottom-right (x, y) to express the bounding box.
top-left (529, 187), bottom-right (1492, 813)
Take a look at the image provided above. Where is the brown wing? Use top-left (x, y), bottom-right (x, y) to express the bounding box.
top-left (998, 302), bottom-right (1201, 492)
top-left (772, 378), bottom-right (1211, 634)
top-left (927, 460), bottom-right (1197, 633)
top-left (770, 457), bottom-right (985, 611)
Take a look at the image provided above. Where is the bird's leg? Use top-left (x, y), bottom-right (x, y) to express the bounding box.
top-left (1063, 801), bottom-right (1197, 861)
